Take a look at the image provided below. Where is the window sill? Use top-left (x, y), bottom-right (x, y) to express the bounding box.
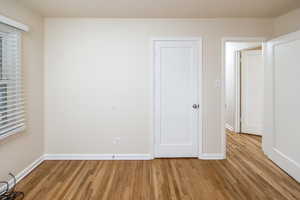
top-left (0, 126), bottom-right (26, 141)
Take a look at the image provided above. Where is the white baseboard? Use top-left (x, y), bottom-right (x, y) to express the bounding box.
top-left (241, 128), bottom-right (263, 136)
top-left (0, 155), bottom-right (44, 194)
top-left (225, 123), bottom-right (234, 132)
top-left (44, 154), bottom-right (153, 160)
top-left (199, 153), bottom-right (225, 160)
top-left (273, 149), bottom-right (300, 183)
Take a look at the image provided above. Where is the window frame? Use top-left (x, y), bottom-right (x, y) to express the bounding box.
top-left (0, 29), bottom-right (25, 141)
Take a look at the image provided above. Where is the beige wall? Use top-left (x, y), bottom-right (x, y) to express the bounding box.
top-left (274, 8), bottom-right (300, 36)
top-left (0, 0), bottom-right (44, 180)
top-left (44, 18), bottom-right (273, 155)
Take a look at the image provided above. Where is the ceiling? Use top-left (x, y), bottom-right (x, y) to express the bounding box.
top-left (19, 0), bottom-right (300, 18)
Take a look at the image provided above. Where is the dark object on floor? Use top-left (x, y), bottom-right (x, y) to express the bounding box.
top-left (0, 173), bottom-right (24, 200)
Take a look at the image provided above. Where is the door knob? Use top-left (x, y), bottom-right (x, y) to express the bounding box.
top-left (192, 104), bottom-right (199, 109)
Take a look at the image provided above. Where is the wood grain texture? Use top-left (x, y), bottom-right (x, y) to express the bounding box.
top-left (16, 132), bottom-right (300, 200)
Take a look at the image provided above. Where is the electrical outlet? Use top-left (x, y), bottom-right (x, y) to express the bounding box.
top-left (112, 137), bottom-right (121, 145)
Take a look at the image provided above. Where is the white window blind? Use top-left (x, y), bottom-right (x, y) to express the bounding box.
top-left (0, 22), bottom-right (25, 140)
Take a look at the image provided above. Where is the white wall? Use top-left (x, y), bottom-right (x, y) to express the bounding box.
top-left (225, 42), bottom-right (261, 131)
top-left (274, 8), bottom-right (300, 37)
top-left (44, 18), bottom-right (273, 155)
top-left (0, 0), bottom-right (44, 181)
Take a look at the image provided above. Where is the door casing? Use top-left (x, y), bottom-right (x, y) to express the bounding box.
top-left (221, 37), bottom-right (267, 159)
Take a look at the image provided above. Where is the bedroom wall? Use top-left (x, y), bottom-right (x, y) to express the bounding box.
top-left (44, 18), bottom-right (273, 156)
top-left (0, 0), bottom-right (44, 181)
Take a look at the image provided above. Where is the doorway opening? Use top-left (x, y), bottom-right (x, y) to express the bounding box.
top-left (222, 38), bottom-right (265, 158)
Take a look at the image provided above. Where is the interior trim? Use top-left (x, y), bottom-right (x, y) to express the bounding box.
top-left (0, 155), bottom-right (43, 194)
top-left (0, 15), bottom-right (29, 32)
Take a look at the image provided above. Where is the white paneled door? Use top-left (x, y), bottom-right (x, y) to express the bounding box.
top-left (264, 30), bottom-right (300, 182)
top-left (154, 39), bottom-right (201, 158)
top-left (241, 50), bottom-right (264, 135)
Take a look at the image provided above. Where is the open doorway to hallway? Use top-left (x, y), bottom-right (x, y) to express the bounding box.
top-left (222, 32), bottom-right (300, 183)
top-left (223, 40), bottom-right (264, 155)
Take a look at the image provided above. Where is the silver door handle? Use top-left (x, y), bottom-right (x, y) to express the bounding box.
top-left (192, 104), bottom-right (199, 109)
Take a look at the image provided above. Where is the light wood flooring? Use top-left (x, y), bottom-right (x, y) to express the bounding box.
top-left (15, 132), bottom-right (300, 200)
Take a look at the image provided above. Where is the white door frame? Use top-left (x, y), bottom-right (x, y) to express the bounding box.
top-left (151, 37), bottom-right (203, 159)
top-left (234, 50), bottom-right (242, 133)
top-left (221, 37), bottom-right (267, 158)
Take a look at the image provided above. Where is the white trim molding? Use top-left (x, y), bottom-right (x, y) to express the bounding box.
top-left (44, 154), bottom-right (153, 160)
top-left (272, 149), bottom-right (300, 182)
top-left (199, 153), bottom-right (225, 160)
top-left (225, 123), bottom-right (234, 132)
top-left (0, 15), bottom-right (29, 32)
top-left (234, 50), bottom-right (241, 133)
top-left (0, 155), bottom-right (44, 194)
top-left (0, 127), bottom-right (25, 141)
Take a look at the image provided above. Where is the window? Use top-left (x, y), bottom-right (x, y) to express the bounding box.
top-left (0, 23), bottom-right (25, 140)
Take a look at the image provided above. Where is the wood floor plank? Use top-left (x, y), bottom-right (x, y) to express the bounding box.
top-left (15, 132), bottom-right (300, 200)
